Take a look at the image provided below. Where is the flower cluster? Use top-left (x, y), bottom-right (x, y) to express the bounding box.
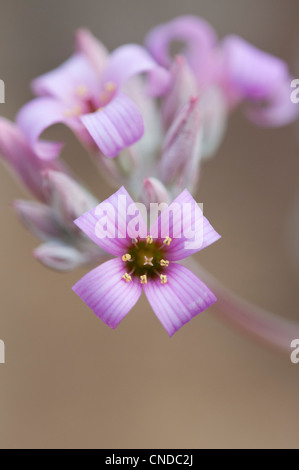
top-left (0, 16), bottom-right (298, 335)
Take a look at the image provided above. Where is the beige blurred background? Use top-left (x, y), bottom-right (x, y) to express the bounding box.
top-left (0, 0), bottom-right (299, 449)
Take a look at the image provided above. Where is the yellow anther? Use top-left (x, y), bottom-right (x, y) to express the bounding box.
top-left (64, 109), bottom-right (73, 117)
top-left (140, 275), bottom-right (147, 285)
top-left (105, 81), bottom-right (116, 92)
top-left (76, 84), bottom-right (87, 97)
top-left (97, 107), bottom-right (104, 112)
top-left (122, 273), bottom-right (132, 282)
top-left (160, 274), bottom-right (168, 284)
top-left (146, 235), bottom-right (153, 244)
top-left (160, 259), bottom-right (169, 267)
top-left (73, 105), bottom-right (82, 116)
top-left (122, 254), bottom-right (131, 262)
top-left (163, 237), bottom-right (172, 246)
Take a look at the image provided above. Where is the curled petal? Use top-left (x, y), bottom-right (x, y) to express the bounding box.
top-left (0, 117), bottom-right (63, 200)
top-left (145, 16), bottom-right (217, 83)
top-left (80, 93), bottom-right (144, 157)
top-left (102, 44), bottom-right (170, 96)
top-left (144, 263), bottom-right (216, 336)
top-left (72, 257), bottom-right (142, 328)
top-left (34, 242), bottom-right (87, 271)
top-left (222, 35), bottom-right (288, 100)
top-left (16, 98), bottom-right (68, 160)
top-left (74, 186), bottom-right (147, 256)
top-left (13, 200), bottom-right (63, 241)
top-left (150, 189), bottom-right (221, 260)
top-left (245, 79), bottom-right (299, 126)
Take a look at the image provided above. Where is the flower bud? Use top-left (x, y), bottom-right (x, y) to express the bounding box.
top-left (139, 177), bottom-right (170, 208)
top-left (34, 242), bottom-right (87, 271)
top-left (13, 199), bottom-right (63, 241)
top-left (43, 170), bottom-right (98, 230)
top-left (159, 96), bottom-right (201, 192)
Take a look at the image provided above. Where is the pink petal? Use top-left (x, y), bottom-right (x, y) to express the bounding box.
top-left (222, 35), bottom-right (288, 100)
top-left (150, 189), bottom-right (220, 260)
top-left (72, 257), bottom-right (142, 329)
top-left (74, 186), bottom-right (147, 256)
top-left (102, 44), bottom-right (170, 96)
top-left (80, 93), bottom-right (144, 157)
top-left (0, 117), bottom-right (64, 200)
top-left (32, 53), bottom-right (100, 104)
top-left (16, 97), bottom-right (70, 160)
top-left (145, 16), bottom-right (217, 83)
top-left (75, 28), bottom-right (108, 78)
top-left (144, 263), bottom-right (216, 336)
top-left (245, 79), bottom-right (299, 127)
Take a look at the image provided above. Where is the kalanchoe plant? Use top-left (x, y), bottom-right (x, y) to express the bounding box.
top-left (0, 16), bottom-right (299, 342)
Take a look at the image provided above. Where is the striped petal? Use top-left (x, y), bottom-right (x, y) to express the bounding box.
top-left (72, 257), bottom-right (142, 329)
top-left (150, 189), bottom-right (221, 260)
top-left (80, 93), bottom-right (144, 157)
top-left (144, 263), bottom-right (216, 336)
top-left (74, 186), bottom-right (147, 256)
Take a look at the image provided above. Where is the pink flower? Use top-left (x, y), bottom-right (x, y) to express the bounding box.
top-left (72, 187), bottom-right (220, 336)
top-left (146, 15), bottom-right (299, 127)
top-left (16, 30), bottom-right (170, 159)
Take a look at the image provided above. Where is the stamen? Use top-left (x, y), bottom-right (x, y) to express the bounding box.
top-left (140, 275), bottom-right (147, 284)
top-left (122, 254), bottom-right (131, 262)
top-left (146, 235), bottom-right (153, 245)
top-left (73, 105), bottom-right (82, 116)
top-left (144, 256), bottom-right (153, 266)
top-left (122, 273), bottom-right (132, 282)
top-left (105, 82), bottom-right (116, 92)
top-left (163, 237), bottom-right (172, 246)
top-left (76, 84), bottom-right (87, 97)
top-left (64, 109), bottom-right (73, 117)
top-left (160, 274), bottom-right (168, 284)
top-left (131, 238), bottom-right (138, 246)
top-left (160, 259), bottom-right (169, 267)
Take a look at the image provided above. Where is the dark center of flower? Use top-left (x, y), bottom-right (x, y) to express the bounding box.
top-left (121, 236), bottom-right (172, 285)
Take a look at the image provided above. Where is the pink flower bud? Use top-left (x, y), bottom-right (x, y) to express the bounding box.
top-left (34, 242), bottom-right (87, 271)
top-left (43, 170), bottom-right (98, 229)
top-left (159, 96), bottom-right (201, 192)
top-left (161, 56), bottom-right (198, 130)
top-left (139, 177), bottom-right (170, 208)
top-left (13, 200), bottom-right (63, 241)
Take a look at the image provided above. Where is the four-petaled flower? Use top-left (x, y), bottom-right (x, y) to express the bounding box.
top-left (72, 187), bottom-right (221, 336)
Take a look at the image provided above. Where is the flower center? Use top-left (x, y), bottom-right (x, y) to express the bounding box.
top-left (121, 236), bottom-right (171, 284)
